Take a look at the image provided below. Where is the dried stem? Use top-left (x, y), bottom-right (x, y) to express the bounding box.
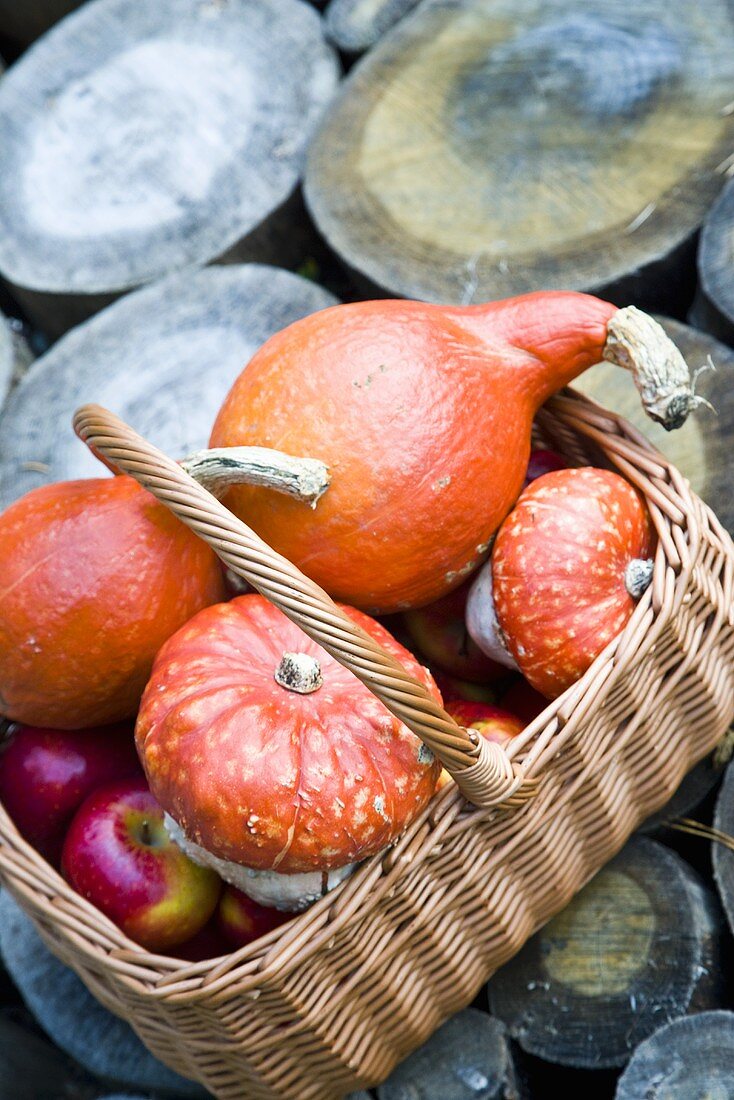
top-left (603, 306), bottom-right (711, 430)
top-left (181, 447), bottom-right (330, 506)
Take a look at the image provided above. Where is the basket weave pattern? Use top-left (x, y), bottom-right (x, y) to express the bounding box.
top-left (0, 390), bottom-right (733, 1099)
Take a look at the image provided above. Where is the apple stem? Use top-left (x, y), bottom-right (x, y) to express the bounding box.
top-left (140, 818), bottom-right (152, 846)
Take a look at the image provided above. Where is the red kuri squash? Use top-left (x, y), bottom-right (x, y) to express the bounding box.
top-left (209, 293), bottom-right (694, 611)
top-left (136, 594), bottom-right (441, 910)
top-left (0, 478), bottom-right (226, 729)
top-left (491, 468), bottom-right (655, 698)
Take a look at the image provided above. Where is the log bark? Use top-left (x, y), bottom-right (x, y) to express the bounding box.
top-left (712, 759), bottom-right (734, 941)
top-left (0, 0), bottom-right (339, 337)
top-left (0, 314), bottom-right (14, 411)
top-left (0, 2), bottom-right (82, 48)
top-left (377, 1009), bottom-right (521, 1099)
top-left (695, 176), bottom-right (734, 342)
top-left (571, 316), bottom-right (734, 537)
top-left (616, 1011), bottom-right (734, 1099)
top-left (325, 0), bottom-right (421, 54)
top-left (0, 311), bottom-right (33, 412)
top-left (487, 837), bottom-right (725, 1069)
top-left (306, 0), bottom-right (734, 308)
top-left (0, 264), bottom-right (337, 509)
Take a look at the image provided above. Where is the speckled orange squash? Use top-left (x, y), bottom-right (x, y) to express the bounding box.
top-left (209, 293), bottom-right (623, 612)
top-left (492, 468), bottom-right (655, 699)
top-left (0, 478), bottom-right (226, 729)
top-left (209, 293), bottom-right (689, 613)
top-left (135, 594), bottom-right (441, 875)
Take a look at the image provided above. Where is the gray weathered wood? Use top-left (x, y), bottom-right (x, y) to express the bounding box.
top-left (0, 311), bottom-right (34, 413)
top-left (0, 1), bottom-right (82, 46)
top-left (0, 314), bottom-right (14, 412)
top-left (325, 0), bottom-right (421, 54)
top-left (696, 176), bottom-right (734, 342)
top-left (615, 1011), bottom-right (734, 1099)
top-left (712, 758), bottom-right (734, 942)
top-left (306, 0), bottom-right (734, 307)
top-left (572, 317), bottom-right (734, 536)
top-left (377, 1009), bottom-right (521, 1099)
top-left (488, 837), bottom-right (724, 1069)
top-left (0, 0), bottom-right (339, 336)
top-left (0, 891), bottom-right (207, 1096)
top-left (0, 264), bottom-right (337, 508)
top-left (640, 753), bottom-right (725, 833)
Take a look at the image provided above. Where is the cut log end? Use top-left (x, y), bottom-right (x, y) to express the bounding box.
top-left (377, 1009), bottom-right (520, 1100)
top-left (698, 176), bottom-right (734, 344)
top-left (0, 264), bottom-right (338, 509)
top-left (307, 0), bottom-right (734, 304)
top-left (325, 0), bottom-right (421, 54)
top-left (712, 758), bottom-right (734, 941)
top-left (0, 311), bottom-right (34, 412)
top-left (0, 0), bottom-right (339, 335)
top-left (616, 1011), bottom-right (734, 1100)
top-left (488, 837), bottom-right (724, 1069)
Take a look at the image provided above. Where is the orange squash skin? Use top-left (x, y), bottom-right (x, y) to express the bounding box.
top-left (210, 292), bottom-right (617, 612)
top-left (493, 468), bottom-right (655, 699)
top-left (0, 478), bottom-right (226, 729)
top-left (136, 594), bottom-right (441, 873)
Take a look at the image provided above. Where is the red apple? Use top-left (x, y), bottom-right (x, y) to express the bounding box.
top-left (498, 678), bottom-right (550, 724)
top-left (218, 885), bottom-right (290, 949)
top-left (431, 670), bottom-right (499, 705)
top-left (436, 700), bottom-right (524, 791)
top-left (0, 723), bottom-right (141, 863)
top-left (403, 579), bottom-right (505, 683)
top-left (523, 448), bottom-right (567, 488)
top-left (62, 777), bottom-right (221, 950)
top-left (172, 919), bottom-right (230, 961)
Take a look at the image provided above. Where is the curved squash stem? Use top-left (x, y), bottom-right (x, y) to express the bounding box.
top-left (180, 447), bottom-right (330, 506)
top-left (603, 306), bottom-right (711, 430)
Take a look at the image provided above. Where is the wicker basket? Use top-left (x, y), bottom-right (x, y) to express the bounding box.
top-left (1, 390), bottom-right (733, 1100)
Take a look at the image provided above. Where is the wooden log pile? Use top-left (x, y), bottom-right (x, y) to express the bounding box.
top-left (0, 0), bottom-right (340, 336)
top-left (0, 264), bottom-right (336, 507)
top-left (0, 3), bottom-right (733, 1099)
top-left (306, 0), bottom-right (734, 313)
top-left (488, 837), bottom-right (726, 1069)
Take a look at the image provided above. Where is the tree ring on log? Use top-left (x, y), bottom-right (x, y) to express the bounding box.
top-left (616, 1011), bottom-right (734, 1099)
top-left (306, 0), bottom-right (734, 304)
top-left (487, 837), bottom-right (724, 1069)
top-left (0, 0), bottom-right (339, 333)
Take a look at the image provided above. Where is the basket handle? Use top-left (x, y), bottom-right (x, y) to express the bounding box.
top-left (73, 404), bottom-right (531, 811)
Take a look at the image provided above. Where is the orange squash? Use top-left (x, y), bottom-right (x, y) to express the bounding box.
top-left (492, 468), bottom-right (655, 698)
top-left (0, 478), bottom-right (226, 729)
top-left (210, 293), bottom-right (694, 612)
